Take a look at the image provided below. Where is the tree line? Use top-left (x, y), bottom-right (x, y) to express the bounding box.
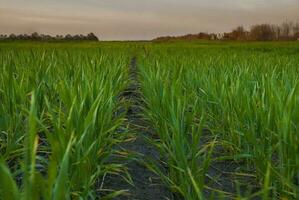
top-left (153, 21), bottom-right (299, 41)
top-left (0, 32), bottom-right (99, 41)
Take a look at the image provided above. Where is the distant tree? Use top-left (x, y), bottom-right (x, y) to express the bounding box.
top-left (86, 33), bottom-right (99, 41)
top-left (293, 22), bottom-right (299, 39)
top-left (23, 34), bottom-right (30, 40)
top-left (64, 34), bottom-right (73, 40)
top-left (153, 36), bottom-right (173, 41)
top-left (0, 34), bottom-right (7, 39)
top-left (250, 24), bottom-right (275, 41)
top-left (197, 32), bottom-right (211, 40)
top-left (31, 32), bottom-right (41, 40)
top-left (55, 35), bottom-right (64, 40)
top-left (222, 32), bottom-right (232, 40)
top-left (42, 34), bottom-right (52, 41)
top-left (9, 34), bottom-right (17, 39)
top-left (153, 21), bottom-right (299, 41)
top-left (0, 32), bottom-right (100, 41)
top-left (231, 26), bottom-right (247, 40)
top-left (269, 25), bottom-right (280, 40)
top-left (280, 21), bottom-right (293, 40)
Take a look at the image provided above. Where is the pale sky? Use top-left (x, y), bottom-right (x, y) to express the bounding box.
top-left (0, 0), bottom-right (298, 40)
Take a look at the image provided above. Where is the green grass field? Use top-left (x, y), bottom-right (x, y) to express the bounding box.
top-left (0, 41), bottom-right (298, 199)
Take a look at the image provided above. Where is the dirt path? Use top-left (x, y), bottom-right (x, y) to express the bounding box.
top-left (103, 57), bottom-right (171, 200)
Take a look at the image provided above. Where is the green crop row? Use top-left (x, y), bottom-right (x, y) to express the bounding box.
top-left (138, 43), bottom-right (299, 199)
top-left (0, 46), bottom-right (131, 199)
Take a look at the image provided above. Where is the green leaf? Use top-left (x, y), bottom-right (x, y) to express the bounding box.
top-left (52, 134), bottom-right (74, 200)
top-left (0, 159), bottom-right (20, 200)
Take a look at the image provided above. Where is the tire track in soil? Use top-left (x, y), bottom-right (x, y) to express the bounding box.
top-left (102, 57), bottom-right (171, 200)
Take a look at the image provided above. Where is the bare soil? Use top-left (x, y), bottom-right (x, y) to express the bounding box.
top-left (102, 57), bottom-right (171, 200)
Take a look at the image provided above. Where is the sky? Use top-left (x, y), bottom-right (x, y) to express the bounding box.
top-left (0, 0), bottom-right (299, 40)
